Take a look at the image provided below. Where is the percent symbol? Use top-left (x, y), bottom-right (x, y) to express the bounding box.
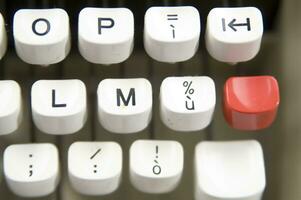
top-left (183, 81), bottom-right (194, 95)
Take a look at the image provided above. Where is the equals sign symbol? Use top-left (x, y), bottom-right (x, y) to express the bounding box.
top-left (167, 14), bottom-right (178, 21)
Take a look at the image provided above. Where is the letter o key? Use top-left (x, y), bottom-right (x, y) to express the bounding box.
top-left (32, 18), bottom-right (50, 36)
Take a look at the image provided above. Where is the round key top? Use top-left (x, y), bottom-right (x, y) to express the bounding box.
top-left (223, 76), bottom-right (280, 130)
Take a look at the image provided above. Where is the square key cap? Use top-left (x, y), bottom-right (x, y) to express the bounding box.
top-left (195, 140), bottom-right (266, 200)
top-left (144, 6), bottom-right (200, 63)
top-left (0, 12), bottom-right (7, 60)
top-left (78, 8), bottom-right (134, 64)
top-left (206, 7), bottom-right (263, 63)
top-left (4, 143), bottom-right (60, 197)
top-left (223, 76), bottom-right (280, 130)
top-left (160, 76), bottom-right (216, 131)
top-left (0, 80), bottom-right (22, 135)
top-left (130, 140), bottom-right (183, 194)
top-left (97, 78), bottom-right (152, 133)
top-left (14, 9), bottom-right (70, 65)
top-left (31, 79), bottom-right (87, 134)
top-left (68, 142), bottom-right (122, 195)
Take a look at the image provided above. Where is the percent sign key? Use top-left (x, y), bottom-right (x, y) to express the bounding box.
top-left (183, 80), bottom-right (195, 111)
top-left (183, 81), bottom-right (194, 95)
top-left (160, 76), bottom-right (216, 131)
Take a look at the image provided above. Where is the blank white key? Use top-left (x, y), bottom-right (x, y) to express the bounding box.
top-left (0, 81), bottom-right (22, 135)
top-left (144, 6), bottom-right (200, 63)
top-left (0, 13), bottom-right (7, 60)
top-left (97, 78), bottom-right (152, 134)
top-left (206, 7), bottom-right (263, 63)
top-left (195, 140), bottom-right (266, 200)
top-left (13, 9), bottom-right (71, 65)
top-left (4, 143), bottom-right (60, 197)
top-left (68, 142), bottom-right (122, 195)
top-left (160, 76), bottom-right (216, 131)
top-left (79, 7), bottom-right (134, 64)
top-left (130, 140), bottom-right (183, 193)
top-left (31, 79), bottom-right (87, 135)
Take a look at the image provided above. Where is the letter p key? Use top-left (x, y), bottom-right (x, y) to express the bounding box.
top-left (78, 8), bottom-right (134, 64)
top-left (97, 78), bottom-right (152, 134)
top-left (98, 18), bottom-right (115, 34)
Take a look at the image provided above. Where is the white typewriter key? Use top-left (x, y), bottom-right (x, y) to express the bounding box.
top-left (13, 9), bottom-right (71, 65)
top-left (160, 76), bottom-right (216, 131)
top-left (194, 140), bottom-right (266, 200)
top-left (79, 8), bottom-right (134, 64)
top-left (68, 142), bottom-right (122, 195)
top-left (4, 143), bottom-right (60, 197)
top-left (206, 7), bottom-right (263, 63)
top-left (130, 140), bottom-right (183, 193)
top-left (0, 81), bottom-right (22, 135)
top-left (144, 6), bottom-right (200, 63)
top-left (0, 13), bottom-right (7, 60)
top-left (31, 79), bottom-right (87, 135)
top-left (97, 78), bottom-right (152, 133)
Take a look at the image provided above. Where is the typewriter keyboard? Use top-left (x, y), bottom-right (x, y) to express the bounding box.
top-left (0, 0), bottom-right (299, 200)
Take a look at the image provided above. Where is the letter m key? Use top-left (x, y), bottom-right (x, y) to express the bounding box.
top-left (116, 88), bottom-right (136, 106)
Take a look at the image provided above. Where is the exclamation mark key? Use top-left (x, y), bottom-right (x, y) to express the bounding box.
top-left (152, 145), bottom-right (161, 175)
top-left (130, 140), bottom-right (184, 194)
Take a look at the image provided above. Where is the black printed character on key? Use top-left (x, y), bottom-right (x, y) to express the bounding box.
top-left (32, 18), bottom-right (51, 36)
top-left (90, 148), bottom-right (101, 174)
top-left (98, 18), bottom-right (115, 35)
top-left (29, 154), bottom-right (33, 177)
top-left (152, 145), bottom-right (161, 175)
top-left (116, 88), bottom-right (136, 107)
top-left (183, 81), bottom-right (195, 110)
top-left (52, 89), bottom-right (67, 108)
top-left (167, 14), bottom-right (178, 39)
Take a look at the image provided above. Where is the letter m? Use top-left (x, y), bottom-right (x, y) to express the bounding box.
top-left (116, 88), bottom-right (136, 106)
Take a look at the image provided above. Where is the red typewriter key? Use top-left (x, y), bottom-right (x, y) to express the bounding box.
top-left (223, 76), bottom-right (280, 131)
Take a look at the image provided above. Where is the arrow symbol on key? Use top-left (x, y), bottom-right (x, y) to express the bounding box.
top-left (222, 18), bottom-right (251, 32)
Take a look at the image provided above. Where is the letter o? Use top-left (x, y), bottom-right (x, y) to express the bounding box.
top-left (32, 18), bottom-right (50, 36)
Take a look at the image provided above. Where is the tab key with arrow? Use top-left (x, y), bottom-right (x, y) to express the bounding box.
top-left (222, 18), bottom-right (251, 32)
top-left (205, 7), bottom-right (263, 63)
